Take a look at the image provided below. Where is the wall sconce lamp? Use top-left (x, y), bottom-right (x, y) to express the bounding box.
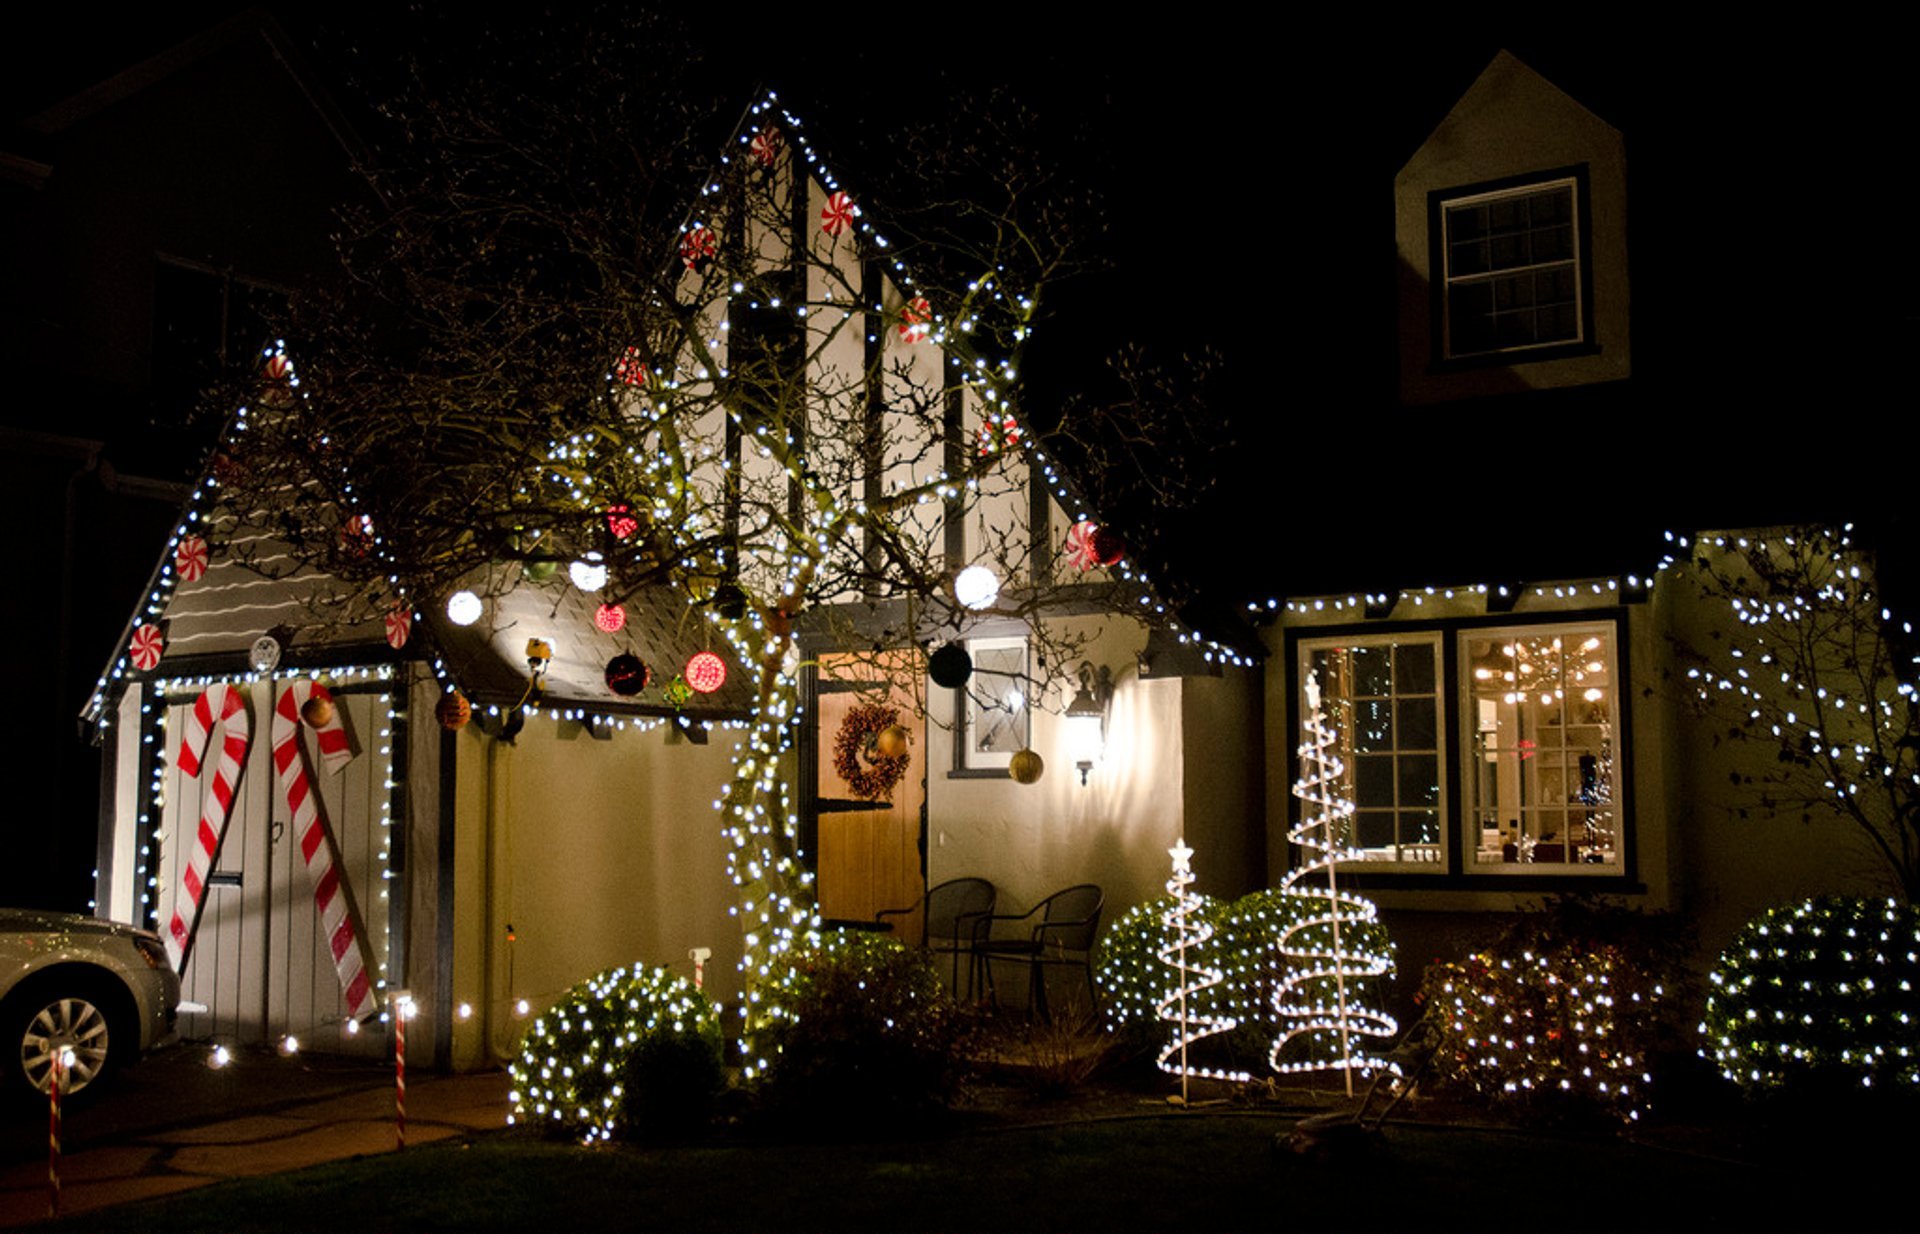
top-left (1066, 662), bottom-right (1114, 786)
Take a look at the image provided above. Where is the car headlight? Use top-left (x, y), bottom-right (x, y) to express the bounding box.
top-left (132, 931), bottom-right (168, 971)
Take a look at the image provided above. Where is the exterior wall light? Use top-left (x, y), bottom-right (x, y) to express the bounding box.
top-left (1066, 662), bottom-right (1113, 786)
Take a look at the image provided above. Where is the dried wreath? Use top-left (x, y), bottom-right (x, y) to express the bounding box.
top-left (833, 702), bottom-right (911, 802)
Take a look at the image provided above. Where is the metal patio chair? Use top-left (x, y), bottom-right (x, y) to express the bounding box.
top-left (976, 883), bottom-right (1104, 1022)
top-left (876, 877), bottom-right (997, 999)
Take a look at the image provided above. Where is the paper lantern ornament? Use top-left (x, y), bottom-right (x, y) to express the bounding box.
top-left (929, 642), bottom-right (972, 688)
top-left (605, 653), bottom-right (650, 696)
top-left (1009, 749), bottom-right (1045, 785)
top-left (605, 504), bottom-right (640, 540)
top-left (685, 651), bottom-right (727, 694)
top-left (594, 602), bottom-right (626, 633)
top-left (301, 694), bottom-right (335, 728)
top-left (130, 624), bottom-right (165, 671)
top-left (435, 692), bottom-right (471, 730)
top-left (820, 191), bottom-right (856, 237)
top-left (175, 535), bottom-right (210, 582)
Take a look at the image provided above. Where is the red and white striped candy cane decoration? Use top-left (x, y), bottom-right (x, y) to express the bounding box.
top-left (47, 1049), bottom-right (64, 1218)
top-left (394, 1002), bottom-right (407, 1150)
top-left (165, 683), bottom-right (252, 972)
top-left (271, 681), bottom-right (378, 1022)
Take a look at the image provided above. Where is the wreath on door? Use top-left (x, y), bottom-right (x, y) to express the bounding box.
top-left (833, 702), bottom-right (911, 802)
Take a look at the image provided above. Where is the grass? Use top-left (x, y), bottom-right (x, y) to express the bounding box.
top-left (32, 1108), bottom-right (1845, 1234)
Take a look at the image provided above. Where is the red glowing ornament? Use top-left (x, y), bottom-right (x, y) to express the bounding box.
top-left (680, 226), bottom-right (716, 270)
top-left (898, 297), bottom-right (932, 344)
top-left (605, 503), bottom-right (640, 540)
top-left (594, 602), bottom-right (627, 633)
top-left (614, 346), bottom-right (649, 388)
top-left (175, 534), bottom-right (210, 582)
top-left (750, 124), bottom-right (783, 167)
top-left (685, 650), bottom-right (727, 694)
top-left (130, 623), bottom-right (165, 671)
top-left (820, 191), bottom-right (855, 237)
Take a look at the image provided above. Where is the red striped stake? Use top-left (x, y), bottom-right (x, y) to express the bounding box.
top-left (393, 991), bottom-right (411, 1150)
top-left (48, 1047), bottom-right (67, 1219)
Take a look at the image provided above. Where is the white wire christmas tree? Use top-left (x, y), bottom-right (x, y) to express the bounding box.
top-left (1270, 675), bottom-right (1398, 1095)
top-left (1157, 839), bottom-right (1250, 1098)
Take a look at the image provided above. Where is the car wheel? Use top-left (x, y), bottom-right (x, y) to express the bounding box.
top-left (5, 981), bottom-right (120, 1099)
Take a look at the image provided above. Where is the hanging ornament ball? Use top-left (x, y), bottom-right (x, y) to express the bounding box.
top-left (605, 504), bottom-right (640, 540)
top-left (954, 564), bottom-right (1001, 611)
top-left (875, 724), bottom-right (912, 760)
top-left (1009, 748), bottom-right (1046, 785)
top-left (605, 653), bottom-right (650, 696)
top-left (301, 694), bottom-right (335, 728)
top-left (569, 554), bottom-right (608, 592)
top-left (447, 590), bottom-right (483, 626)
top-left (435, 691), bottom-right (471, 730)
top-left (594, 602), bottom-right (627, 633)
top-left (713, 583), bottom-right (748, 620)
top-left (1090, 525), bottom-right (1126, 567)
top-left (685, 650), bottom-right (727, 694)
top-left (523, 558), bottom-right (558, 583)
top-left (929, 642), bottom-right (973, 688)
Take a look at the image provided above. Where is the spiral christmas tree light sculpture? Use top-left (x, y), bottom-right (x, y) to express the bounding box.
top-left (1271, 676), bottom-right (1398, 1094)
top-left (1157, 840), bottom-right (1251, 1098)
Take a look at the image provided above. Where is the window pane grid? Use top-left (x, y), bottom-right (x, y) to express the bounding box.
top-left (1441, 180), bottom-right (1582, 358)
top-left (1305, 638), bottom-right (1444, 868)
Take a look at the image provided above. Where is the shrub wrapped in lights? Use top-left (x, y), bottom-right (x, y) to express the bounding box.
top-left (508, 964), bottom-right (723, 1142)
top-left (1419, 898), bottom-right (1686, 1124)
top-left (1702, 895), bottom-right (1920, 1096)
top-left (752, 931), bottom-right (974, 1119)
top-left (1220, 887), bottom-right (1394, 1074)
top-left (1095, 894), bottom-right (1225, 1049)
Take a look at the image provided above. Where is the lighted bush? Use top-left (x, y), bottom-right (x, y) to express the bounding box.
top-left (1094, 889), bottom-right (1396, 1074)
top-left (752, 931), bottom-right (973, 1119)
top-left (1702, 895), bottom-right (1920, 1096)
top-left (508, 964), bottom-right (723, 1142)
top-left (1420, 898), bottom-right (1686, 1124)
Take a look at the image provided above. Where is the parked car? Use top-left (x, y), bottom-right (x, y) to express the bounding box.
top-left (1, 909), bottom-right (180, 1099)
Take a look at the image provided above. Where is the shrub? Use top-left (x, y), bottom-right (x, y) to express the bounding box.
top-left (1419, 897), bottom-right (1687, 1124)
top-left (509, 964), bottom-right (723, 1142)
top-left (1093, 894), bottom-right (1224, 1050)
top-left (1702, 895), bottom-right (1920, 1097)
top-left (1215, 887), bottom-right (1395, 1074)
top-left (752, 931), bottom-right (973, 1120)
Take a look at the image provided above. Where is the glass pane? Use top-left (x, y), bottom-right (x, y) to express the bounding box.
top-left (1354, 755), bottom-right (1394, 808)
top-left (1395, 643), bottom-right (1435, 694)
top-left (1353, 699), bottom-right (1392, 752)
top-left (1351, 646), bottom-right (1391, 697)
top-left (1398, 754), bottom-right (1440, 808)
top-left (1396, 698), bottom-right (1436, 750)
top-left (1354, 812), bottom-right (1395, 852)
top-left (1401, 810), bottom-right (1441, 847)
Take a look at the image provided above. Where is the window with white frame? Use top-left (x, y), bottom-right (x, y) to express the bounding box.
top-left (1300, 634), bottom-right (1445, 868)
top-left (1462, 623), bottom-right (1620, 872)
top-left (1438, 174), bottom-right (1586, 360)
top-left (959, 636), bottom-right (1028, 771)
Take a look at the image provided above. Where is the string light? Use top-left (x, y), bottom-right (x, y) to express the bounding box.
top-left (1157, 840), bottom-right (1250, 1091)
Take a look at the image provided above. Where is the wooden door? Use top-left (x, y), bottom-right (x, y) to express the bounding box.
top-left (813, 653), bottom-right (926, 939)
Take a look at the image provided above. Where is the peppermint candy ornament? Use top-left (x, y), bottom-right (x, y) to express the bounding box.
top-left (384, 605), bottom-right (412, 650)
top-left (130, 623), bottom-right (165, 671)
top-left (898, 297), bottom-right (931, 344)
top-left (750, 124), bottom-right (783, 167)
top-left (614, 346), bottom-right (649, 388)
top-left (820, 191), bottom-right (855, 237)
top-left (175, 534), bottom-right (210, 582)
top-left (1064, 520), bottom-right (1099, 573)
top-left (680, 225), bottom-right (715, 270)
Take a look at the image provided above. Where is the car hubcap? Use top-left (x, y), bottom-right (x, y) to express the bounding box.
top-left (22, 999), bottom-right (110, 1095)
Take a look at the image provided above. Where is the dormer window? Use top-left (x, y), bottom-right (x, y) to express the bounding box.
top-left (1432, 167), bottom-right (1594, 364)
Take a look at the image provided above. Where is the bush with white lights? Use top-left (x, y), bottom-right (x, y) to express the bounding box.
top-left (1420, 898), bottom-right (1685, 1124)
top-left (508, 964), bottom-right (723, 1142)
top-left (1219, 886), bottom-right (1395, 1071)
top-left (1702, 895), bottom-right (1920, 1096)
top-left (1096, 894), bottom-right (1224, 1047)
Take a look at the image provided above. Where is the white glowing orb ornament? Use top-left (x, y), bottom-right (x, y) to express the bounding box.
top-left (569, 554), bottom-right (608, 592)
top-left (954, 564), bottom-right (1000, 610)
top-left (446, 590), bottom-right (483, 626)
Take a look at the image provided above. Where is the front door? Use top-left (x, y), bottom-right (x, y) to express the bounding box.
top-left (811, 652), bottom-right (926, 939)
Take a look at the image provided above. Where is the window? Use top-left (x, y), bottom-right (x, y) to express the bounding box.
top-left (957, 636), bottom-right (1028, 771)
top-left (1463, 624), bottom-right (1620, 872)
top-left (1434, 169), bottom-right (1591, 362)
top-left (1300, 634), bottom-right (1444, 868)
top-left (1297, 617), bottom-right (1625, 878)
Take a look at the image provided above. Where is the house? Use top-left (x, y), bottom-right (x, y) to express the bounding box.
top-left (1250, 50), bottom-right (1910, 987)
top-left (82, 88), bottom-right (1263, 1069)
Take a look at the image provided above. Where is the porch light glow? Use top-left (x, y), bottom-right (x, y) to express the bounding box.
top-left (1066, 663), bottom-right (1113, 786)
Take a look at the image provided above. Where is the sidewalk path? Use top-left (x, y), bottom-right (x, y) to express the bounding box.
top-left (0, 1052), bottom-right (509, 1227)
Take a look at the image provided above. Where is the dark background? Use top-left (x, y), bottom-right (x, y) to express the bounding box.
top-left (4, 7), bottom-right (1910, 909)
